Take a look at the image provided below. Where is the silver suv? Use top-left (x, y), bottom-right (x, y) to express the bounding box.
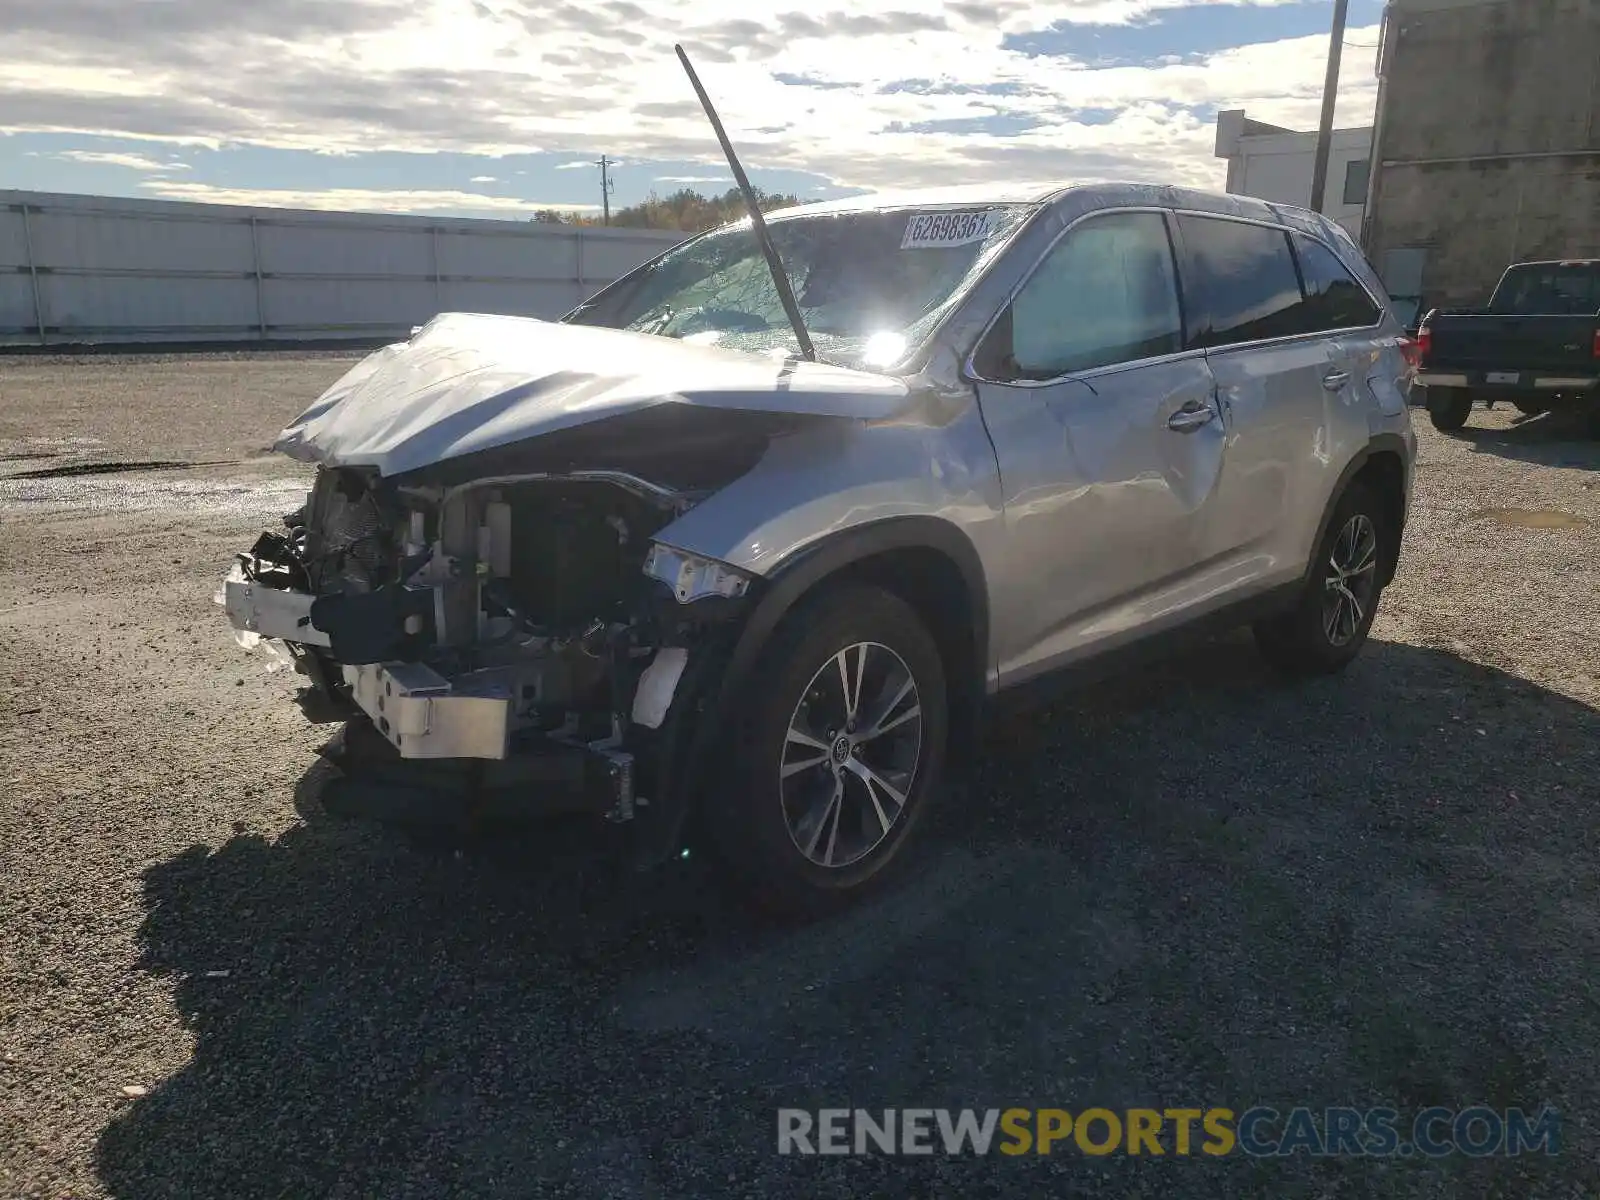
top-left (222, 182), bottom-right (1416, 913)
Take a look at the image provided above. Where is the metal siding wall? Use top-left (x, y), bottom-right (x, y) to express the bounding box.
top-left (439, 227), bottom-right (578, 279)
top-left (441, 280), bottom-right (578, 318)
top-left (0, 208), bottom-right (31, 334)
top-left (582, 232), bottom-right (682, 282)
top-left (0, 192), bottom-right (682, 345)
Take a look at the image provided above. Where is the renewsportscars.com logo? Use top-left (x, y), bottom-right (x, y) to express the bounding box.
top-left (777, 1107), bottom-right (1561, 1158)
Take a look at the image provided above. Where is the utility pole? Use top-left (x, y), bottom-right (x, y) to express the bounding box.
top-left (596, 155), bottom-right (614, 225)
top-left (1308, 0), bottom-right (1351, 215)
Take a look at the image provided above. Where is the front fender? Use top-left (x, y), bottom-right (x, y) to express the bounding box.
top-left (715, 514), bottom-right (992, 712)
top-left (650, 402), bottom-right (1005, 578)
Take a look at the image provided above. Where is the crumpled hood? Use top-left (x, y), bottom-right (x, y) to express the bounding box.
top-left (273, 312), bottom-right (910, 478)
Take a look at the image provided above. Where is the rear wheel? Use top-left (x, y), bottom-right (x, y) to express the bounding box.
top-left (1254, 481), bottom-right (1388, 676)
top-left (706, 583), bottom-right (948, 916)
top-left (1426, 387), bottom-right (1473, 432)
top-left (1512, 398), bottom-right (1548, 417)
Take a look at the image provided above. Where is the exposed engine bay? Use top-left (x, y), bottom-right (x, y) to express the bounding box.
top-left (224, 461), bottom-right (754, 828)
top-left (216, 307), bottom-right (921, 871)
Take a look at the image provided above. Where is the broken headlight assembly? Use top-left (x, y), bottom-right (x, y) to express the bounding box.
top-left (642, 542), bottom-right (753, 604)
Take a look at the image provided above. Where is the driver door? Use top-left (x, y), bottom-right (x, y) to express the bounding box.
top-left (971, 209), bottom-right (1228, 686)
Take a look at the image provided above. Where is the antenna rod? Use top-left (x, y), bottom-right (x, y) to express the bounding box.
top-left (674, 43), bottom-right (815, 362)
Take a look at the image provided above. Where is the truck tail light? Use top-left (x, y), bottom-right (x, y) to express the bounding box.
top-left (1593, 328), bottom-right (1600, 359)
top-left (1400, 325), bottom-right (1429, 371)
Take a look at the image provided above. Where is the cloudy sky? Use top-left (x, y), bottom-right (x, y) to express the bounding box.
top-left (0, 0), bottom-right (1384, 218)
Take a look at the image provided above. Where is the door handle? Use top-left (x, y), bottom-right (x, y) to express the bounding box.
top-left (1322, 370), bottom-right (1351, 391)
top-left (1166, 401), bottom-right (1216, 433)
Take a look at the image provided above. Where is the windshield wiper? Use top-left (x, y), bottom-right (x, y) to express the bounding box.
top-left (641, 304), bottom-right (676, 336)
top-left (673, 44), bottom-right (816, 364)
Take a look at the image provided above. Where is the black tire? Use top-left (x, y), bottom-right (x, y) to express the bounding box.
top-left (1426, 387), bottom-right (1472, 432)
top-left (1253, 481), bottom-right (1388, 677)
top-left (705, 582), bottom-right (948, 916)
top-left (1512, 399), bottom-right (1548, 417)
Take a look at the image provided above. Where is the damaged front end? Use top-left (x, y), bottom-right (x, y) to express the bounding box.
top-left (221, 458), bottom-right (754, 839)
top-left (217, 307), bottom-right (928, 861)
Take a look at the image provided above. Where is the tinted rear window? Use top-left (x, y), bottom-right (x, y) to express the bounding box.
top-left (1177, 216), bottom-right (1305, 348)
top-left (1490, 264), bottom-right (1600, 315)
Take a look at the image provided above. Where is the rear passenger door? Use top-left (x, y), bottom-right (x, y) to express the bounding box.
top-left (1173, 214), bottom-right (1340, 584)
top-left (1291, 231), bottom-right (1395, 413)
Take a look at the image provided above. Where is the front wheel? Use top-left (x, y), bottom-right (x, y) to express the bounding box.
top-left (706, 583), bottom-right (948, 916)
top-left (1254, 482), bottom-right (1388, 676)
top-left (1426, 386), bottom-right (1473, 432)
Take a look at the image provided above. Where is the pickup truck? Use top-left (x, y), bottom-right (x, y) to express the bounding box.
top-left (1412, 258), bottom-right (1600, 433)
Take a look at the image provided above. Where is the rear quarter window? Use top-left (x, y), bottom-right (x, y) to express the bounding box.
top-left (1292, 234), bottom-right (1381, 330)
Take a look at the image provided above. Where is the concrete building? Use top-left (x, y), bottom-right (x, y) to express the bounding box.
top-left (1214, 108), bottom-right (1374, 241)
top-left (1363, 0), bottom-right (1600, 318)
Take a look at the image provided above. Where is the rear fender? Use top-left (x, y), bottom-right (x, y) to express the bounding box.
top-left (1302, 434), bottom-right (1411, 590)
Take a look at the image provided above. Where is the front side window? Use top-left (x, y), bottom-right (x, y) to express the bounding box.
top-left (565, 204), bottom-right (1033, 368)
top-left (1178, 215), bottom-right (1305, 348)
top-left (1293, 234), bottom-right (1381, 331)
top-left (974, 211), bottom-right (1184, 382)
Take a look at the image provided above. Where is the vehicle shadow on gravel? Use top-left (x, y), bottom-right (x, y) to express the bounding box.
top-left (96, 636), bottom-right (1600, 1199)
top-left (1453, 410), bottom-right (1600, 469)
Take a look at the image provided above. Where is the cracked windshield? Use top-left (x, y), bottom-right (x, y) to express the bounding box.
top-left (567, 205), bottom-right (1031, 367)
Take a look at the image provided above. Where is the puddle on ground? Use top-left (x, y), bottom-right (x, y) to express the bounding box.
top-left (1468, 507), bottom-right (1590, 530)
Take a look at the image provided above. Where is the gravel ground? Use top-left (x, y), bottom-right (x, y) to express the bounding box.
top-left (3, 355), bottom-right (1600, 1199)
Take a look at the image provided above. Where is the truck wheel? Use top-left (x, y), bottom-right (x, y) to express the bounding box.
top-left (1512, 399), bottom-right (1548, 417)
top-left (707, 583), bottom-right (948, 916)
top-left (1426, 387), bottom-right (1473, 432)
top-left (1253, 481), bottom-right (1388, 677)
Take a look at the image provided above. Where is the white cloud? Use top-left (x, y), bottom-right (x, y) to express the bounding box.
top-left (56, 149), bottom-right (190, 172)
top-left (469, 174), bottom-right (497, 182)
top-left (0, 0), bottom-right (1381, 196)
top-left (654, 174), bottom-right (730, 184)
top-left (137, 180), bottom-right (600, 216)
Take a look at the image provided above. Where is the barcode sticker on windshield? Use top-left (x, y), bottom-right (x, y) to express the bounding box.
top-left (901, 210), bottom-right (994, 250)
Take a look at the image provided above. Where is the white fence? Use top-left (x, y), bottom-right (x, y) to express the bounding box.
top-left (0, 190), bottom-right (684, 347)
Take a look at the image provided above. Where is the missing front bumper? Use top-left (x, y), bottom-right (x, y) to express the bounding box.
top-left (222, 568), bottom-right (640, 823)
top-left (336, 661), bottom-right (636, 821)
top-left (221, 570), bottom-right (330, 647)
top-left (342, 661), bottom-right (512, 760)
top-left (222, 564), bottom-right (513, 760)
top-left (318, 717), bottom-right (639, 824)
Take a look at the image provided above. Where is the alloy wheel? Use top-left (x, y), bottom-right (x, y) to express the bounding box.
top-left (778, 641), bottom-right (923, 868)
top-left (1322, 513), bottom-right (1379, 647)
